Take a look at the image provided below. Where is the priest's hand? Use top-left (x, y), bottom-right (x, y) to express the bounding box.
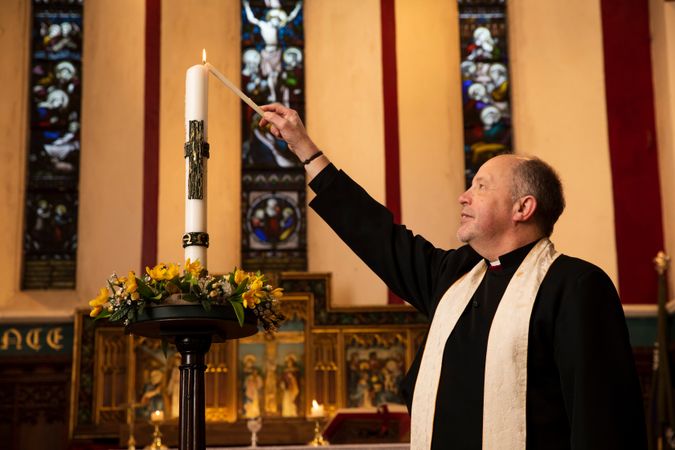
top-left (259, 103), bottom-right (329, 178)
top-left (260, 104), bottom-right (316, 158)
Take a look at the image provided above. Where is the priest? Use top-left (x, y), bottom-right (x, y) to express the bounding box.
top-left (260, 103), bottom-right (647, 449)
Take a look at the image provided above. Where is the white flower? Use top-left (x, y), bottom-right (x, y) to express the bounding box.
top-left (221, 281), bottom-right (233, 296)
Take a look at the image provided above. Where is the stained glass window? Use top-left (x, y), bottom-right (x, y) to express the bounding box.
top-left (22, 0), bottom-right (83, 289)
top-left (240, 0), bottom-right (306, 271)
top-left (457, 0), bottom-right (512, 188)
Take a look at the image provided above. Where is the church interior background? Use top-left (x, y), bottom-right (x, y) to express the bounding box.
top-left (1, 0), bottom-right (675, 448)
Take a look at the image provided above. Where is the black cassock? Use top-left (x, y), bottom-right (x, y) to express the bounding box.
top-left (309, 164), bottom-right (647, 450)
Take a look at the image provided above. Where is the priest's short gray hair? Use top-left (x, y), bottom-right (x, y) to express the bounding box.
top-left (512, 157), bottom-right (565, 237)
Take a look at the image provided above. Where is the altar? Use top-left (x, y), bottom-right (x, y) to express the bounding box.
top-left (207, 445), bottom-right (410, 450)
top-left (71, 277), bottom-right (424, 449)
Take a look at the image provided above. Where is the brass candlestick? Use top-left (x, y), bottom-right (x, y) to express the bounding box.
top-left (308, 418), bottom-right (329, 447)
top-left (144, 422), bottom-right (168, 450)
top-left (145, 410), bottom-right (168, 450)
top-left (126, 403), bottom-right (142, 450)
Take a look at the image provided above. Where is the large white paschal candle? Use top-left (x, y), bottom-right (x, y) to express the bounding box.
top-left (184, 50), bottom-right (209, 267)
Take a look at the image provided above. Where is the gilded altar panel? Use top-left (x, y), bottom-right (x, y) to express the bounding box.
top-left (237, 293), bottom-right (310, 420)
top-left (93, 327), bottom-right (128, 425)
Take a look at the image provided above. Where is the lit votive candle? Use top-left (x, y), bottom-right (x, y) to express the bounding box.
top-left (151, 410), bottom-right (165, 423)
top-left (310, 399), bottom-right (325, 418)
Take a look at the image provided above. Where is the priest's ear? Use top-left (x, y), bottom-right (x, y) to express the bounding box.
top-left (512, 195), bottom-right (537, 223)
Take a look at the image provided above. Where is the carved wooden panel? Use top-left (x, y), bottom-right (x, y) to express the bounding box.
top-left (0, 355), bottom-right (71, 450)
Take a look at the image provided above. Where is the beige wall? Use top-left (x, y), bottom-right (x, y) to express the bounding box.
top-left (508, 0), bottom-right (618, 281)
top-left (1, 0), bottom-right (674, 319)
top-left (0, 0), bottom-right (31, 318)
top-left (78, 0), bottom-right (145, 306)
top-left (396, 0), bottom-right (465, 250)
top-left (304, 0), bottom-right (388, 305)
top-left (651, 0), bottom-right (675, 298)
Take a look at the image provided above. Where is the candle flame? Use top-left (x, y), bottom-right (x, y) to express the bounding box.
top-left (312, 400), bottom-right (319, 408)
top-left (202, 49), bottom-right (207, 64)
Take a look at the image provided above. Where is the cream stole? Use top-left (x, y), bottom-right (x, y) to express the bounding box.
top-left (410, 239), bottom-right (560, 449)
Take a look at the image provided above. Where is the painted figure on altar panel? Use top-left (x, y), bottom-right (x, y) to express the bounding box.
top-left (352, 370), bottom-right (374, 408)
top-left (280, 353), bottom-right (300, 416)
top-left (139, 369), bottom-right (168, 418)
top-left (134, 341), bottom-right (177, 420)
top-left (265, 357), bottom-right (279, 414)
top-left (167, 352), bottom-right (181, 418)
top-left (242, 354), bottom-right (264, 418)
top-left (346, 344), bottom-right (405, 408)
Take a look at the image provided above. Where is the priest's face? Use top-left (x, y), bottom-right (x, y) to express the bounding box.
top-left (457, 155), bottom-right (520, 247)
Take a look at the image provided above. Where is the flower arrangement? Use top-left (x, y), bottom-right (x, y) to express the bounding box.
top-left (88, 259), bottom-right (284, 333)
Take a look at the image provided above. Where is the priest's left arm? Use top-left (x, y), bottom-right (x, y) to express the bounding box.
top-left (553, 265), bottom-right (647, 449)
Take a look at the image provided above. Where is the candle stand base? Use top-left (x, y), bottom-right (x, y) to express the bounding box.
top-left (127, 305), bottom-right (258, 450)
top-left (308, 420), bottom-right (329, 447)
top-left (144, 423), bottom-right (168, 450)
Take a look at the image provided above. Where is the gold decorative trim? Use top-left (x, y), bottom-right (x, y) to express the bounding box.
top-left (654, 250), bottom-right (670, 275)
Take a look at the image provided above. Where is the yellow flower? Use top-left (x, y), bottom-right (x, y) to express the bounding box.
top-left (242, 290), bottom-right (257, 308)
top-left (166, 263), bottom-right (180, 280)
top-left (146, 263), bottom-right (167, 281)
top-left (234, 269), bottom-right (247, 285)
top-left (146, 262), bottom-right (180, 281)
top-left (185, 258), bottom-right (203, 278)
top-left (125, 271), bottom-right (138, 294)
top-left (271, 287), bottom-right (283, 299)
top-left (89, 287), bottom-right (108, 317)
top-left (89, 287), bottom-right (108, 307)
top-left (250, 278), bottom-right (263, 292)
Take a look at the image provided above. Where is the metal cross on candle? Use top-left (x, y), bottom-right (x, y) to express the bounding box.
top-left (184, 120), bottom-right (209, 200)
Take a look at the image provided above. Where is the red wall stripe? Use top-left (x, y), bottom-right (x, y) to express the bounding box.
top-left (141, 0), bottom-right (161, 270)
top-left (600, 0), bottom-right (664, 304)
top-left (380, 0), bottom-right (402, 225)
top-left (380, 0), bottom-right (404, 304)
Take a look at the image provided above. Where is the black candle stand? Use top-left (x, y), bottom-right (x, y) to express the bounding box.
top-left (127, 304), bottom-right (257, 450)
